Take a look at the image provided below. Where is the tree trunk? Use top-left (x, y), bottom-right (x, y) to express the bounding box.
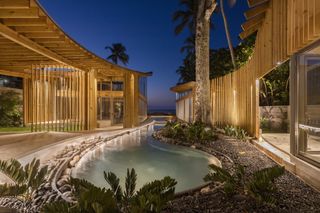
top-left (220, 0), bottom-right (236, 69)
top-left (194, 0), bottom-right (217, 125)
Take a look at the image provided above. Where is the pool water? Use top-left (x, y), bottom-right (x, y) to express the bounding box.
top-left (72, 126), bottom-right (220, 192)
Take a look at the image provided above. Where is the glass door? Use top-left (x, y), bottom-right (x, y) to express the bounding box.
top-left (297, 53), bottom-right (320, 164)
top-left (112, 98), bottom-right (124, 125)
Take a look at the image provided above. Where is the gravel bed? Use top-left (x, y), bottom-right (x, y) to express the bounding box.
top-left (153, 131), bottom-right (320, 213)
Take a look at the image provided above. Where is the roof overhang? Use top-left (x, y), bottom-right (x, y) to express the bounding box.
top-left (0, 0), bottom-right (151, 77)
top-left (170, 81), bottom-right (195, 93)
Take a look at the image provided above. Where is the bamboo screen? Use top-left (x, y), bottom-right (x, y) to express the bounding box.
top-left (211, 0), bottom-right (320, 137)
top-left (27, 65), bottom-right (86, 132)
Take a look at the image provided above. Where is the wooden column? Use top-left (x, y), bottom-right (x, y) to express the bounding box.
top-left (85, 69), bottom-right (97, 130)
top-left (124, 72), bottom-right (139, 128)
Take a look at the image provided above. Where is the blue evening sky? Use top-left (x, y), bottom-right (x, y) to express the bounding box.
top-left (39, 0), bottom-right (248, 110)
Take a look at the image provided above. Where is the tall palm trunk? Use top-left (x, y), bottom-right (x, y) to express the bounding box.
top-left (194, 0), bottom-right (217, 124)
top-left (220, 0), bottom-right (236, 69)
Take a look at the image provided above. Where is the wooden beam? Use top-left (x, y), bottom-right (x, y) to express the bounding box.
top-left (0, 22), bottom-right (85, 70)
top-left (0, 0), bottom-right (30, 9)
top-left (239, 23), bottom-right (261, 39)
top-left (14, 26), bottom-right (54, 32)
top-left (23, 32), bottom-right (61, 38)
top-left (0, 69), bottom-right (29, 78)
top-left (241, 13), bottom-right (265, 31)
top-left (247, 0), bottom-right (269, 8)
top-left (0, 8), bottom-right (39, 18)
top-left (245, 1), bottom-right (269, 20)
top-left (3, 17), bottom-right (47, 26)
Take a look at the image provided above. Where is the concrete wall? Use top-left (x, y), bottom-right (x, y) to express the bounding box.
top-left (260, 106), bottom-right (290, 133)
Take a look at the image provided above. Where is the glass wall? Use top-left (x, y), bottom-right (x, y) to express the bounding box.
top-left (96, 77), bottom-right (124, 127)
top-left (294, 42), bottom-right (320, 165)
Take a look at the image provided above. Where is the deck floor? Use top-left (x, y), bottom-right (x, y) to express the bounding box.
top-left (262, 133), bottom-right (320, 162)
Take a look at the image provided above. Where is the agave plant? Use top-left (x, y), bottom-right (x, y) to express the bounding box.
top-left (0, 158), bottom-right (48, 210)
top-left (43, 168), bottom-right (177, 213)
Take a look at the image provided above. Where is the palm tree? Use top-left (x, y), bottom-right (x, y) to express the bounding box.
top-left (194, 0), bottom-right (217, 124)
top-left (180, 35), bottom-right (196, 54)
top-left (173, 0), bottom-right (198, 35)
top-left (105, 43), bottom-right (129, 66)
top-left (219, 0), bottom-right (237, 69)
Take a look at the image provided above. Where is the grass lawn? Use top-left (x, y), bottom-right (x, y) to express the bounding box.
top-left (0, 126), bottom-right (31, 132)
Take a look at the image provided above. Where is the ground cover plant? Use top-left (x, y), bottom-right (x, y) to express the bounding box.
top-left (161, 120), bottom-right (218, 143)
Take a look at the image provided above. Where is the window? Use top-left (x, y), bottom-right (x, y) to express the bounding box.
top-left (112, 81), bottom-right (123, 91)
top-left (97, 81), bottom-right (111, 91)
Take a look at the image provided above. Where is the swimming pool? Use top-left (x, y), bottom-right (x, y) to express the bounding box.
top-left (72, 126), bottom-right (220, 192)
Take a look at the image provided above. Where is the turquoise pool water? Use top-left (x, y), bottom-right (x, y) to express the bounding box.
top-left (72, 126), bottom-right (220, 192)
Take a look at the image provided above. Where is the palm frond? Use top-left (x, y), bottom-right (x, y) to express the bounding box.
top-left (104, 171), bottom-right (123, 202)
top-left (124, 168), bottom-right (137, 201)
top-left (0, 159), bottom-right (25, 184)
top-left (0, 183), bottom-right (27, 197)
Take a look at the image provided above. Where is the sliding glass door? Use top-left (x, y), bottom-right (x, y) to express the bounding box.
top-left (294, 43), bottom-right (320, 165)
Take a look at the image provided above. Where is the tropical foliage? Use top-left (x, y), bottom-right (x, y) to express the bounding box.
top-left (0, 90), bottom-right (23, 127)
top-left (43, 168), bottom-right (177, 213)
top-left (176, 34), bottom-right (256, 84)
top-left (223, 125), bottom-right (248, 140)
top-left (162, 121), bottom-right (218, 143)
top-left (0, 158), bottom-right (48, 207)
top-left (260, 61), bottom-right (290, 106)
top-left (204, 164), bottom-right (285, 205)
top-left (105, 43), bottom-right (129, 66)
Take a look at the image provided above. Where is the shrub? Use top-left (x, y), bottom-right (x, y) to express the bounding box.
top-left (162, 121), bottom-right (218, 143)
top-left (0, 91), bottom-right (23, 127)
top-left (204, 164), bottom-right (285, 205)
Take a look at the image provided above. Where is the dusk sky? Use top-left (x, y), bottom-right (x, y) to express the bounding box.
top-left (39, 0), bottom-right (248, 110)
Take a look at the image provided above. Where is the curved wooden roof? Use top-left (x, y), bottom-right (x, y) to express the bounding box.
top-left (0, 0), bottom-right (151, 77)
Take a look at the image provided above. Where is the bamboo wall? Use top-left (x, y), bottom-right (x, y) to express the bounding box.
top-left (27, 65), bottom-right (86, 132)
top-left (211, 0), bottom-right (320, 137)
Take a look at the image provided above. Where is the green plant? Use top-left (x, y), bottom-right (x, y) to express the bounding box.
top-left (0, 158), bottom-right (48, 209)
top-left (204, 164), bottom-right (285, 205)
top-left (204, 164), bottom-right (244, 195)
top-left (0, 91), bottom-right (23, 127)
top-left (163, 121), bottom-right (217, 143)
top-left (247, 166), bottom-right (285, 205)
top-left (42, 178), bottom-right (118, 213)
top-left (43, 168), bottom-right (177, 213)
top-left (224, 125), bottom-right (247, 140)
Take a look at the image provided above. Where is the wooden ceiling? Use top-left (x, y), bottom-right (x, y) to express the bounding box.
top-left (239, 0), bottom-right (270, 40)
top-left (0, 0), bottom-right (151, 77)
